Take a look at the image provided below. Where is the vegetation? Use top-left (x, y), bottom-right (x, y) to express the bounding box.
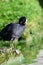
top-left (0, 0), bottom-right (43, 65)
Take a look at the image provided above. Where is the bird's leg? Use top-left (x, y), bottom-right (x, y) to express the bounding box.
top-left (10, 38), bottom-right (20, 55)
top-left (13, 38), bottom-right (20, 55)
top-left (10, 38), bottom-right (14, 48)
top-left (14, 38), bottom-right (18, 48)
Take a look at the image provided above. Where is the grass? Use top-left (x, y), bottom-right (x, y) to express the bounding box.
top-left (0, 0), bottom-right (43, 65)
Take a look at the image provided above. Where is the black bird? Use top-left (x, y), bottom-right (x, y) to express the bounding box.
top-left (0, 16), bottom-right (26, 44)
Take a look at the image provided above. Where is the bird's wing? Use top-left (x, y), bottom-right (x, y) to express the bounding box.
top-left (12, 24), bottom-right (25, 38)
top-left (0, 23), bottom-right (13, 36)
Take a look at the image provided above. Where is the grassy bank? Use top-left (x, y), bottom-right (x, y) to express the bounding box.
top-left (0, 0), bottom-right (43, 65)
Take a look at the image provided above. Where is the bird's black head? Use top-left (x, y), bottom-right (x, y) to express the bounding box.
top-left (19, 16), bottom-right (26, 25)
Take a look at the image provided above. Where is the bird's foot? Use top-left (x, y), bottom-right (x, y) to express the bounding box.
top-left (12, 48), bottom-right (20, 55)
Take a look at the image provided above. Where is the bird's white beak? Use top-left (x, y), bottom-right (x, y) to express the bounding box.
top-left (26, 19), bottom-right (27, 24)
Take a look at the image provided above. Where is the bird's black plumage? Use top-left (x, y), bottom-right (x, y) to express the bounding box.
top-left (0, 17), bottom-right (26, 41)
